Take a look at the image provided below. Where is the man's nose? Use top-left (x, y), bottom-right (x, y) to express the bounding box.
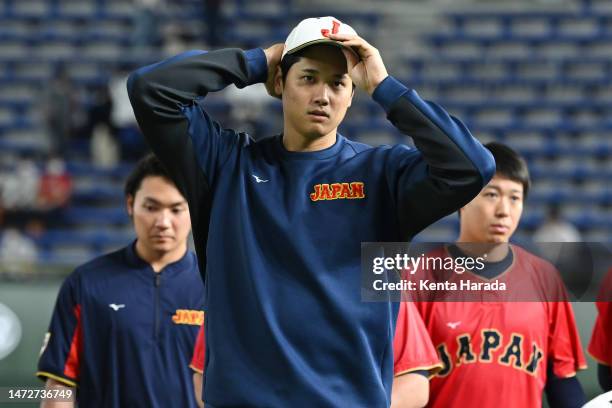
top-left (155, 210), bottom-right (171, 228)
top-left (496, 198), bottom-right (510, 217)
top-left (313, 84), bottom-right (330, 106)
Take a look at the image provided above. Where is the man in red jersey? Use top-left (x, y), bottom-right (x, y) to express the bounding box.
top-left (190, 301), bottom-right (442, 408)
top-left (410, 142), bottom-right (586, 408)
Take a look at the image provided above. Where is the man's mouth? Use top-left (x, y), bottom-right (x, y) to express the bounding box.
top-left (308, 110), bottom-right (329, 118)
top-left (490, 224), bottom-right (509, 234)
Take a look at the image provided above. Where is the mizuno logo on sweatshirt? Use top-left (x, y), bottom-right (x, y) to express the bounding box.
top-left (309, 182), bottom-right (366, 202)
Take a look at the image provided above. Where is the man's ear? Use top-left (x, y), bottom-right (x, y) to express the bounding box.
top-left (273, 66), bottom-right (283, 98)
top-left (347, 86), bottom-right (354, 108)
top-left (126, 195), bottom-right (134, 218)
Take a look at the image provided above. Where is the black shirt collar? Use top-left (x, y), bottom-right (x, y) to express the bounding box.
top-left (448, 244), bottom-right (514, 280)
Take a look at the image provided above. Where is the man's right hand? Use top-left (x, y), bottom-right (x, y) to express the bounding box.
top-left (263, 44), bottom-right (284, 99)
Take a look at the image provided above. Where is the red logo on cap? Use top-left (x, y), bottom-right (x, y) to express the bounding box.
top-left (321, 20), bottom-right (341, 37)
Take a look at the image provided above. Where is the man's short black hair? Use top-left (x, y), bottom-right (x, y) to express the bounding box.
top-left (485, 142), bottom-right (531, 198)
top-left (280, 46), bottom-right (356, 89)
top-left (124, 154), bottom-right (175, 198)
top-left (280, 52), bottom-right (302, 84)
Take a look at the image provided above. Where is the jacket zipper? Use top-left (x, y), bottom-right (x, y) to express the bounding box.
top-left (154, 272), bottom-right (161, 341)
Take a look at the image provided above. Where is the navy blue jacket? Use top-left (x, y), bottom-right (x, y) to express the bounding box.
top-left (128, 47), bottom-right (496, 407)
top-left (37, 243), bottom-right (204, 407)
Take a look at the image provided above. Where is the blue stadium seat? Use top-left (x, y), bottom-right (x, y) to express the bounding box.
top-left (72, 186), bottom-right (124, 203)
top-left (62, 207), bottom-right (130, 225)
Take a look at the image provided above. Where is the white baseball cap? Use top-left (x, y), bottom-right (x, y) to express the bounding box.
top-left (282, 16), bottom-right (358, 60)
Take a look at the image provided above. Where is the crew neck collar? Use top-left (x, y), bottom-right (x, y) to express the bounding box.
top-left (274, 133), bottom-right (345, 160)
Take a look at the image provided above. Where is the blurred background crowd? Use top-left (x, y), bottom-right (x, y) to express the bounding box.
top-left (0, 0), bottom-right (610, 402)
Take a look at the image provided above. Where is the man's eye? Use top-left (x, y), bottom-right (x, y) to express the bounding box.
top-left (334, 81), bottom-right (345, 88)
top-left (303, 75), bottom-right (314, 82)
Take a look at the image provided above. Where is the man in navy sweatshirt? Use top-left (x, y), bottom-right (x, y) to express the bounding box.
top-left (128, 16), bottom-right (495, 407)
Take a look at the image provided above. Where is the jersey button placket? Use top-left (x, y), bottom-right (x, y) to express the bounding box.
top-left (154, 272), bottom-right (162, 342)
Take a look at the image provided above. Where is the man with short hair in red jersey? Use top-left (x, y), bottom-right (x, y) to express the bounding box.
top-left (410, 142), bottom-right (586, 408)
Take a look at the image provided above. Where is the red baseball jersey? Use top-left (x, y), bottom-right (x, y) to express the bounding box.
top-left (190, 302), bottom-right (442, 377)
top-left (412, 245), bottom-right (586, 408)
top-left (588, 267), bottom-right (612, 365)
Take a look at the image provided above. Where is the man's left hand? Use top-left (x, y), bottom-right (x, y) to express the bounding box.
top-left (328, 33), bottom-right (389, 95)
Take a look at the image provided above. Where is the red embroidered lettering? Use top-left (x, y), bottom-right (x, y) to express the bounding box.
top-left (331, 183), bottom-right (342, 199)
top-left (310, 184), bottom-right (321, 201)
top-left (350, 182), bottom-right (365, 198)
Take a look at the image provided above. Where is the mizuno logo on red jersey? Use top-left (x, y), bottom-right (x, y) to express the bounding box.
top-left (172, 309), bottom-right (204, 326)
top-left (309, 182), bottom-right (365, 201)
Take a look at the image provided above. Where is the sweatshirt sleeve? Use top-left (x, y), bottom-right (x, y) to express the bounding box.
top-left (127, 47), bottom-right (267, 189)
top-left (373, 76), bottom-right (496, 238)
top-left (127, 48), bottom-right (268, 280)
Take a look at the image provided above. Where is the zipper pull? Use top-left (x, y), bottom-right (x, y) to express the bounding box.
top-left (155, 273), bottom-right (161, 287)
